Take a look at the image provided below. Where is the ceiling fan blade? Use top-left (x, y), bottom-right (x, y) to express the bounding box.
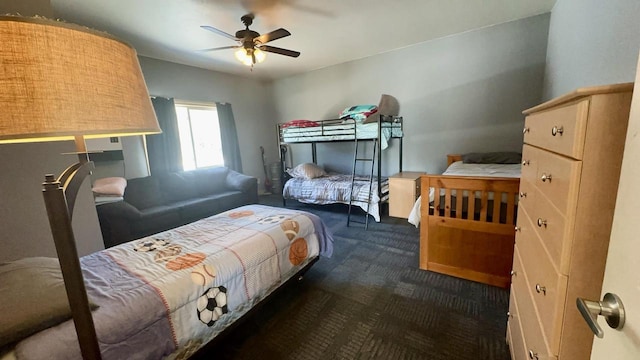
top-left (259, 45), bottom-right (300, 58)
top-left (199, 46), bottom-right (239, 52)
top-left (200, 25), bottom-right (239, 41)
top-left (254, 28), bottom-right (290, 44)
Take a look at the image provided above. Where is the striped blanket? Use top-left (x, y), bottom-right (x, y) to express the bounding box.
top-left (283, 174), bottom-right (388, 222)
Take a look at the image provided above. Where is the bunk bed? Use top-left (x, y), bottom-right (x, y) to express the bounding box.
top-left (2, 205), bottom-right (333, 359)
top-left (277, 115), bottom-right (404, 227)
top-left (415, 154), bottom-right (521, 288)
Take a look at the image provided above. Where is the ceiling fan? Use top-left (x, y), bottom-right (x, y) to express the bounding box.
top-left (200, 13), bottom-right (300, 67)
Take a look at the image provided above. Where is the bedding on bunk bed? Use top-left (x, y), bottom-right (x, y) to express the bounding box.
top-left (283, 174), bottom-right (388, 222)
top-left (408, 161), bottom-right (521, 227)
top-left (280, 121), bottom-right (403, 149)
top-left (6, 205), bottom-right (333, 360)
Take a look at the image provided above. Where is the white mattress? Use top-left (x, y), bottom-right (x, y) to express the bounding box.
top-left (281, 122), bottom-right (403, 150)
top-left (408, 162), bottom-right (521, 227)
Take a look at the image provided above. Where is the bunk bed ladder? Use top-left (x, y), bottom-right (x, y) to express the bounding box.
top-left (347, 137), bottom-right (378, 230)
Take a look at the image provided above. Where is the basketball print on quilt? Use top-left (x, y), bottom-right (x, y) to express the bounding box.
top-left (289, 238), bottom-right (308, 265)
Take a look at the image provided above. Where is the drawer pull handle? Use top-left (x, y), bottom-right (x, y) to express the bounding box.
top-left (515, 226), bottom-right (521, 232)
top-left (523, 127), bottom-right (530, 134)
top-left (541, 173), bottom-right (552, 182)
top-left (535, 284), bottom-right (547, 295)
top-left (529, 350), bottom-right (539, 359)
top-left (522, 159), bottom-right (530, 166)
top-left (510, 270), bottom-right (517, 276)
top-left (537, 218), bottom-right (547, 227)
top-left (551, 125), bottom-right (564, 136)
top-left (519, 192), bottom-right (527, 198)
top-left (507, 311), bottom-right (512, 318)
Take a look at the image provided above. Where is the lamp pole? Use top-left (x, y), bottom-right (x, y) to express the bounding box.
top-left (41, 136), bottom-right (101, 360)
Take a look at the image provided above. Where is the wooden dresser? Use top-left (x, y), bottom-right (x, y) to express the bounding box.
top-left (507, 83), bottom-right (633, 360)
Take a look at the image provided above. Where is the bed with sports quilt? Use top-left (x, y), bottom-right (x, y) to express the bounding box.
top-left (1, 205), bottom-right (333, 360)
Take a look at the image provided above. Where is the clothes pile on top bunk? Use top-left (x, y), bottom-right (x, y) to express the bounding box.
top-left (338, 104), bottom-right (378, 122)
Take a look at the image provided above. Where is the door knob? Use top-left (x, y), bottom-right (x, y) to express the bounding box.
top-left (576, 292), bottom-right (625, 338)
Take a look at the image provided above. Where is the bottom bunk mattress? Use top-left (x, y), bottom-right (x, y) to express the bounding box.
top-left (8, 205), bottom-right (333, 360)
top-left (283, 174), bottom-right (388, 222)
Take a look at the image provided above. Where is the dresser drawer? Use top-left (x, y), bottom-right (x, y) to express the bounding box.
top-left (517, 214), bottom-right (568, 355)
top-left (520, 145), bottom-right (540, 186)
top-left (512, 246), bottom-right (555, 359)
top-left (524, 99), bottom-right (589, 159)
top-left (534, 150), bottom-right (582, 217)
top-left (526, 191), bottom-right (573, 274)
top-left (517, 179), bottom-right (537, 214)
top-left (508, 289), bottom-right (528, 360)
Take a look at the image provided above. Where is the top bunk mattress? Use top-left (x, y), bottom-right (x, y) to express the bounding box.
top-left (280, 121), bottom-right (403, 149)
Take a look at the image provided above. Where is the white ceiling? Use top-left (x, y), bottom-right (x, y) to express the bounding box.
top-left (50, 0), bottom-right (556, 80)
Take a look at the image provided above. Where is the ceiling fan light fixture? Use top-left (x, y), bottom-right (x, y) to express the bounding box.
top-left (254, 48), bottom-right (266, 63)
top-left (234, 47), bottom-right (250, 65)
top-left (234, 47), bottom-right (266, 66)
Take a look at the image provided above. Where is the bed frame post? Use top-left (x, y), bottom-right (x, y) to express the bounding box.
top-left (399, 117), bottom-right (403, 172)
top-left (280, 145), bottom-right (288, 207)
top-left (311, 142), bottom-right (317, 164)
top-left (377, 115), bottom-right (383, 198)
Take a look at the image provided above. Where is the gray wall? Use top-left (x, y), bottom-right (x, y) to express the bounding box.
top-left (543, 0), bottom-right (640, 100)
top-left (271, 14), bottom-right (550, 175)
top-left (137, 57), bottom-right (277, 188)
top-left (0, 143), bottom-right (105, 262)
top-left (0, 0), bottom-right (104, 262)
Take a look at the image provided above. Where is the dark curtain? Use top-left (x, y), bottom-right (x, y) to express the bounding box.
top-left (147, 97), bottom-right (183, 175)
top-left (216, 102), bottom-right (243, 173)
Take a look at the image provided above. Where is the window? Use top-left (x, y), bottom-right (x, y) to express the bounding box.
top-left (175, 104), bottom-right (223, 171)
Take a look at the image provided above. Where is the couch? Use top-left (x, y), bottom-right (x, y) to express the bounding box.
top-left (96, 167), bottom-right (258, 248)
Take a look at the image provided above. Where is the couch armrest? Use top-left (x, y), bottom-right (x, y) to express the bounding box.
top-left (226, 170), bottom-right (258, 193)
top-left (96, 200), bottom-right (142, 220)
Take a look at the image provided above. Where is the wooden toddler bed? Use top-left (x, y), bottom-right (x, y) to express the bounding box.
top-left (419, 154), bottom-right (520, 288)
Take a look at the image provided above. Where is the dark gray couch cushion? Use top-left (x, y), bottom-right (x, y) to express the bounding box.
top-left (124, 176), bottom-right (164, 210)
top-left (192, 167), bottom-right (229, 196)
top-left (131, 205), bottom-right (181, 235)
top-left (160, 172), bottom-right (199, 203)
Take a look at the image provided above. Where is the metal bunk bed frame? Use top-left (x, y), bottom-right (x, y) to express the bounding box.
top-left (277, 115), bottom-right (404, 227)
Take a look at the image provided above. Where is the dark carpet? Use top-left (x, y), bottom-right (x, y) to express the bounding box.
top-left (211, 195), bottom-right (511, 360)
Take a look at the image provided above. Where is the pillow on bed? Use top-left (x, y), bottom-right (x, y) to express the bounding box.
top-left (286, 163), bottom-right (327, 179)
top-left (92, 176), bottom-right (127, 197)
top-left (0, 257), bottom-right (99, 348)
top-left (462, 152), bottom-right (522, 164)
top-left (363, 94), bottom-right (400, 123)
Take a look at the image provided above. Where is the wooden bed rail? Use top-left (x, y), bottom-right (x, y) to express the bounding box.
top-left (420, 175), bottom-right (520, 288)
top-left (426, 176), bottom-right (519, 225)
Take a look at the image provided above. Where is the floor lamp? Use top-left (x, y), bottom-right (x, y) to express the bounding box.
top-left (0, 16), bottom-right (161, 359)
